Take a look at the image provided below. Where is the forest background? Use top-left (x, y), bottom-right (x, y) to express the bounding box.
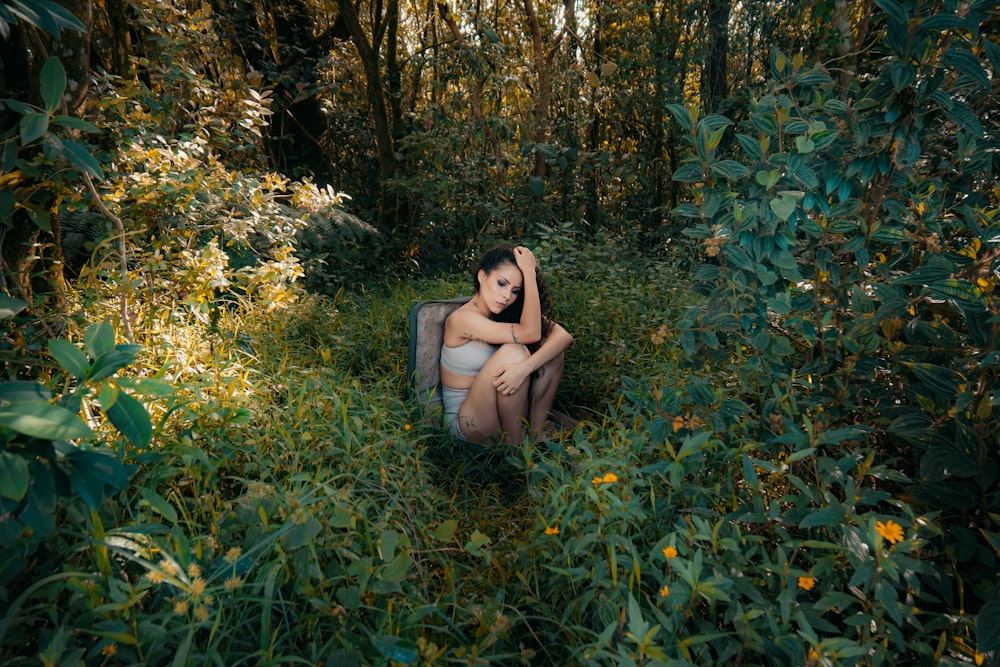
top-left (1, 0), bottom-right (999, 664)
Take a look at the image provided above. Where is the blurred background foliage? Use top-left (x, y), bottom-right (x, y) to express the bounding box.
top-left (1, 0), bottom-right (999, 664)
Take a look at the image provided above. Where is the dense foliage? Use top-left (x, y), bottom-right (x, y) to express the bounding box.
top-left (0, 0), bottom-right (998, 664)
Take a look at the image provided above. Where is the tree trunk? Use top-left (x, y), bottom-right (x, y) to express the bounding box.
top-left (701, 0), bottom-right (730, 113)
top-left (522, 0), bottom-right (550, 180)
top-left (336, 0), bottom-right (399, 230)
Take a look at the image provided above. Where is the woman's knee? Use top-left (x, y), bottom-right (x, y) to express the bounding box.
top-left (493, 343), bottom-right (531, 363)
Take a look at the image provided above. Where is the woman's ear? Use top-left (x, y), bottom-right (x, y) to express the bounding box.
top-left (477, 269), bottom-right (487, 288)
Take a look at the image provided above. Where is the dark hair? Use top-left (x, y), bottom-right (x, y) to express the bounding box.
top-left (473, 242), bottom-right (553, 345)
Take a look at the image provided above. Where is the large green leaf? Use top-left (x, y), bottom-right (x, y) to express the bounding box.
top-left (60, 140), bottom-right (104, 179)
top-left (0, 451), bottom-right (29, 501)
top-left (104, 391), bottom-right (152, 447)
top-left (0, 381), bottom-right (53, 403)
top-left (979, 600), bottom-right (1000, 654)
top-left (48, 339), bottom-right (90, 379)
top-left (928, 279), bottom-right (988, 312)
top-left (0, 402), bottom-right (93, 440)
top-left (39, 57), bottom-right (66, 114)
top-left (941, 47), bottom-right (990, 89)
top-left (0, 294), bottom-right (27, 319)
top-left (84, 322), bottom-right (116, 358)
top-left (19, 113), bottom-right (48, 145)
top-left (905, 362), bottom-right (965, 396)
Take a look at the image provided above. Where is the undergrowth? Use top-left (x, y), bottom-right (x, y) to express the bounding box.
top-left (0, 240), bottom-right (986, 665)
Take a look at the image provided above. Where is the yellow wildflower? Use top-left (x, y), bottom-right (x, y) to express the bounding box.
top-left (195, 606), bottom-right (210, 622)
top-left (101, 644), bottom-right (118, 658)
top-left (672, 415), bottom-right (685, 432)
top-left (592, 476), bottom-right (604, 485)
top-left (603, 473), bottom-right (618, 484)
top-left (160, 559), bottom-right (178, 576)
top-left (145, 570), bottom-right (164, 584)
top-left (188, 563), bottom-right (202, 578)
top-left (544, 526), bottom-right (560, 535)
top-left (875, 519), bottom-right (904, 544)
top-left (224, 547), bottom-right (242, 564)
top-left (662, 545), bottom-right (679, 559)
top-left (404, 424), bottom-right (412, 431)
top-left (224, 576), bottom-right (243, 591)
top-left (190, 578), bottom-right (206, 596)
top-left (659, 585), bottom-right (670, 597)
top-left (798, 576), bottom-right (816, 591)
top-left (173, 599), bottom-right (189, 615)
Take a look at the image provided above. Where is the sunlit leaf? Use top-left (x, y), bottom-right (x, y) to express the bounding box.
top-left (0, 402), bottom-right (93, 440)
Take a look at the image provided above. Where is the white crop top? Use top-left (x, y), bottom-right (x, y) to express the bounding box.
top-left (440, 340), bottom-right (497, 376)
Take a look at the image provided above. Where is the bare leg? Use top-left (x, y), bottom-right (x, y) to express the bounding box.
top-left (528, 352), bottom-right (564, 437)
top-left (456, 344), bottom-right (531, 445)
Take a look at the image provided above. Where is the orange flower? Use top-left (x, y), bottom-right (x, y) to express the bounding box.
top-left (672, 416), bottom-right (685, 432)
top-left (658, 585), bottom-right (670, 597)
top-left (662, 545), bottom-right (678, 559)
top-left (602, 473), bottom-right (618, 484)
top-left (544, 526), bottom-right (560, 535)
top-left (797, 576), bottom-right (816, 591)
top-left (875, 520), bottom-right (904, 544)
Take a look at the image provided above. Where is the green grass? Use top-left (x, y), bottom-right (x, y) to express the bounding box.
top-left (0, 242), bottom-right (978, 666)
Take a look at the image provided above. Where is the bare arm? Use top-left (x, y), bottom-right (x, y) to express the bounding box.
top-left (492, 322), bottom-right (573, 394)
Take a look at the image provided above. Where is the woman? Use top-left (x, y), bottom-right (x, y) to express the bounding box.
top-left (440, 243), bottom-right (573, 445)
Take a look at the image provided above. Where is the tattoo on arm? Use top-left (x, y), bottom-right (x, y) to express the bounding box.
top-left (511, 324), bottom-right (519, 344)
top-left (461, 332), bottom-right (487, 343)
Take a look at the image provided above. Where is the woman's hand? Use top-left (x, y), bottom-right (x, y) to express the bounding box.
top-left (492, 361), bottom-right (532, 396)
top-left (513, 245), bottom-right (537, 275)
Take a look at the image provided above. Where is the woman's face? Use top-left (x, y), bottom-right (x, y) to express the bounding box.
top-left (477, 261), bottom-right (523, 315)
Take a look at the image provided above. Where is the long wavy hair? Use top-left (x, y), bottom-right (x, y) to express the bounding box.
top-left (473, 243), bottom-right (553, 346)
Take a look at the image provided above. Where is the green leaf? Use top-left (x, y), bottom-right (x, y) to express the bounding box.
top-left (60, 140), bottom-right (104, 179)
top-left (105, 390), bottom-right (153, 447)
top-left (984, 38), bottom-right (1000, 76)
top-left (870, 227), bottom-right (910, 243)
top-left (0, 294), bottom-right (27, 319)
top-left (139, 487), bottom-right (178, 522)
top-left (39, 57), bottom-right (66, 114)
top-left (87, 350), bottom-right (135, 383)
top-left (0, 450), bottom-right (29, 501)
top-left (799, 505), bottom-right (846, 529)
top-left (942, 47), bottom-right (990, 89)
top-left (769, 194), bottom-right (797, 221)
top-left (928, 279), bottom-right (987, 313)
top-left (817, 426), bottom-right (870, 446)
top-left (905, 362), bottom-right (964, 395)
top-left (84, 322), bottom-right (116, 358)
top-left (666, 103), bottom-right (693, 133)
top-left (672, 162), bottom-right (704, 183)
top-left (795, 136), bottom-right (815, 153)
top-left (19, 113), bottom-right (48, 145)
top-left (48, 339), bottom-right (90, 379)
top-left (431, 519), bottom-right (457, 541)
top-left (381, 553), bottom-right (412, 582)
top-left (0, 381), bottom-right (53, 403)
top-left (944, 100), bottom-right (983, 136)
top-left (464, 529), bottom-right (491, 556)
top-left (50, 115), bottom-right (101, 133)
top-left (371, 636), bottom-right (418, 665)
top-left (0, 402), bottom-right (93, 440)
top-left (978, 600), bottom-right (1000, 654)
